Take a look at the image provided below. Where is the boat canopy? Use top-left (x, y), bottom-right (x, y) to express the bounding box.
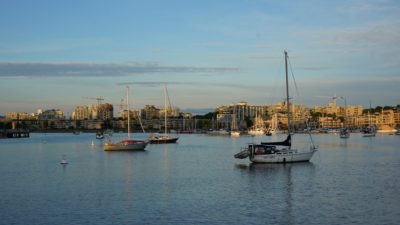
top-left (261, 134), bottom-right (291, 146)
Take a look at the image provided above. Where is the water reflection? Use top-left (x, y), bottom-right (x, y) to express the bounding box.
top-left (234, 162), bottom-right (316, 225)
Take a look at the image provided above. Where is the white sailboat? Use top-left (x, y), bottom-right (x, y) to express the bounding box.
top-left (268, 113), bottom-right (283, 134)
top-left (339, 97), bottom-right (350, 138)
top-left (362, 101), bottom-right (376, 137)
top-left (235, 51), bottom-right (318, 163)
top-left (104, 86), bottom-right (148, 151)
top-left (230, 107), bottom-right (241, 137)
top-left (248, 112), bottom-right (266, 135)
top-left (149, 84), bottom-right (179, 144)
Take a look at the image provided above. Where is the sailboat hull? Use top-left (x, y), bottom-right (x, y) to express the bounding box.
top-left (149, 137), bottom-right (179, 144)
top-left (250, 149), bottom-right (316, 163)
top-left (104, 140), bottom-right (148, 151)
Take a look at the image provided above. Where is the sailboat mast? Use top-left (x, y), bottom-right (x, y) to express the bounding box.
top-left (285, 51), bottom-right (291, 134)
top-left (164, 84), bottom-right (167, 135)
top-left (127, 86), bottom-right (131, 139)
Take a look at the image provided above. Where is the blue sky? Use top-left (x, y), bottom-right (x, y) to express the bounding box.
top-left (1, 0), bottom-right (399, 115)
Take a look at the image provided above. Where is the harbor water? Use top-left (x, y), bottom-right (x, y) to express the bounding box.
top-left (0, 133), bottom-right (399, 225)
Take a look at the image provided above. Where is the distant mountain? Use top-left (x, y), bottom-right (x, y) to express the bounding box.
top-left (182, 108), bottom-right (214, 115)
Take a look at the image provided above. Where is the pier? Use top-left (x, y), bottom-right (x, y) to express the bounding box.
top-left (0, 129), bottom-right (30, 138)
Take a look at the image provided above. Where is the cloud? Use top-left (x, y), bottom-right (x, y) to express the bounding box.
top-left (115, 81), bottom-right (195, 86)
top-left (0, 61), bottom-right (239, 78)
top-left (339, 0), bottom-right (399, 14)
top-left (301, 66), bottom-right (331, 71)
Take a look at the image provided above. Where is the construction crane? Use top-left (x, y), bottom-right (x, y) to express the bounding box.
top-left (316, 94), bottom-right (338, 105)
top-left (82, 96), bottom-right (105, 106)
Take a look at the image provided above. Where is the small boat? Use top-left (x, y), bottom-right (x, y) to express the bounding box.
top-left (96, 130), bottom-right (104, 139)
top-left (149, 84), bottom-right (178, 144)
top-left (235, 51), bottom-right (317, 163)
top-left (104, 86), bottom-right (148, 151)
top-left (60, 155), bottom-right (68, 165)
top-left (362, 127), bottom-right (376, 137)
top-left (395, 129), bottom-right (400, 135)
top-left (362, 101), bottom-right (376, 137)
top-left (72, 130), bottom-right (80, 135)
top-left (339, 128), bottom-right (350, 138)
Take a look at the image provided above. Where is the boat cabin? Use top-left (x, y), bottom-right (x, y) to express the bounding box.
top-left (249, 144), bottom-right (277, 155)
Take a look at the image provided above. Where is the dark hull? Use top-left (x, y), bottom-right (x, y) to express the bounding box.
top-left (149, 137), bottom-right (179, 144)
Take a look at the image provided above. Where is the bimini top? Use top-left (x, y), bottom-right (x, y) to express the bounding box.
top-left (261, 135), bottom-right (291, 147)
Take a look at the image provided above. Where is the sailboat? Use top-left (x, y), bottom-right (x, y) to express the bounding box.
top-left (339, 97), bottom-right (350, 138)
top-left (104, 86), bottom-right (148, 151)
top-left (235, 51), bottom-right (318, 163)
top-left (362, 101), bottom-right (376, 137)
top-left (248, 112), bottom-right (266, 135)
top-left (230, 106), bottom-right (241, 137)
top-left (149, 84), bottom-right (179, 144)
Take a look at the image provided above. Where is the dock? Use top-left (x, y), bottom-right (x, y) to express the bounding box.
top-left (0, 129), bottom-right (30, 138)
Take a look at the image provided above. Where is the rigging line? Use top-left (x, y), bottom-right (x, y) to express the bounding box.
top-left (287, 55), bottom-right (300, 98)
top-left (129, 88), bottom-right (146, 135)
top-left (287, 54), bottom-right (316, 148)
top-left (165, 85), bottom-right (173, 112)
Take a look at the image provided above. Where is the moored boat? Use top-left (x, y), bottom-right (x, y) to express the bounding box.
top-left (339, 128), bottom-right (350, 138)
top-left (104, 139), bottom-right (148, 151)
top-left (149, 84), bottom-right (178, 144)
top-left (96, 130), bottom-right (104, 139)
top-left (104, 86), bottom-right (148, 151)
top-left (235, 51), bottom-right (317, 163)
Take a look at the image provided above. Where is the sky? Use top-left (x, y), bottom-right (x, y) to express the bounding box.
top-left (0, 0), bottom-right (399, 115)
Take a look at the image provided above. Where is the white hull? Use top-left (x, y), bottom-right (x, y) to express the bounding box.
top-left (250, 149), bottom-right (316, 163)
top-left (377, 129), bottom-right (397, 133)
top-left (248, 129), bottom-right (265, 136)
top-left (270, 129), bottom-right (284, 134)
top-left (104, 141), bottom-right (148, 151)
top-left (230, 131), bottom-right (241, 137)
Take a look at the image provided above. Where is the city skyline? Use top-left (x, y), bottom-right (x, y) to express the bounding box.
top-left (1, 0), bottom-right (400, 115)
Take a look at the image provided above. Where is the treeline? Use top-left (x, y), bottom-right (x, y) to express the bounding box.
top-left (363, 105), bottom-right (400, 114)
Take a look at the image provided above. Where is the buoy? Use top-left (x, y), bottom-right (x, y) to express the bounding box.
top-left (60, 155), bottom-right (68, 165)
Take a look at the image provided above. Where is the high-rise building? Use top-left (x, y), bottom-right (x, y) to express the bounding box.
top-left (141, 105), bottom-right (160, 120)
top-left (38, 109), bottom-right (64, 120)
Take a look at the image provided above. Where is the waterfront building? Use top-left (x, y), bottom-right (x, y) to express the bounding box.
top-left (72, 103), bottom-right (113, 121)
top-left (120, 109), bottom-right (139, 120)
top-left (141, 105), bottom-right (160, 120)
top-left (99, 103), bottom-right (114, 121)
top-left (72, 105), bottom-right (91, 120)
top-left (5, 112), bottom-right (32, 120)
top-left (38, 109), bottom-right (64, 120)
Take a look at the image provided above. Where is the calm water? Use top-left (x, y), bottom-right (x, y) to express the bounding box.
top-left (1, 133), bottom-right (399, 225)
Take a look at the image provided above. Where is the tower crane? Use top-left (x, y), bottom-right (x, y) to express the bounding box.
top-left (82, 96), bottom-right (104, 106)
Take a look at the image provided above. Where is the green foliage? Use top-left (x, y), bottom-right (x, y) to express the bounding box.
top-left (363, 105), bottom-right (396, 114)
top-left (193, 112), bottom-right (217, 119)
